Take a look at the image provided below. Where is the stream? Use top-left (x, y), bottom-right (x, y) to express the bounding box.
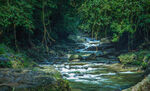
top-left (41, 36), bottom-right (143, 91)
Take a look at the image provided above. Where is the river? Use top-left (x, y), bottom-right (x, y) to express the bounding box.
top-left (41, 36), bottom-right (143, 91)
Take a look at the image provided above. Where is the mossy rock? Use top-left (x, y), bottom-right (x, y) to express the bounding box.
top-left (0, 53), bottom-right (37, 68)
top-left (0, 44), bottom-right (36, 68)
top-left (0, 66), bottom-right (71, 91)
top-left (13, 79), bottom-right (71, 91)
top-left (118, 53), bottom-right (137, 65)
top-left (69, 54), bottom-right (82, 60)
top-left (118, 50), bottom-right (150, 69)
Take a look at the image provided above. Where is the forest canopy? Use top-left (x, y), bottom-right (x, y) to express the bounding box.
top-left (0, 0), bottom-right (150, 50)
top-left (0, 0), bottom-right (78, 48)
top-left (78, 0), bottom-right (150, 49)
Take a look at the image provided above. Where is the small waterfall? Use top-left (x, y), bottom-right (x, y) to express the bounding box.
top-left (75, 37), bottom-right (100, 53)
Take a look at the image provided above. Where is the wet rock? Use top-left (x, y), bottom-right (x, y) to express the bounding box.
top-left (80, 54), bottom-right (91, 59)
top-left (70, 59), bottom-right (80, 62)
top-left (49, 50), bottom-right (56, 55)
top-left (85, 53), bottom-right (97, 60)
top-left (102, 48), bottom-right (116, 56)
top-left (86, 46), bottom-right (99, 51)
top-left (100, 37), bottom-right (112, 44)
top-left (68, 35), bottom-right (86, 42)
top-left (69, 54), bottom-right (82, 60)
top-left (67, 54), bottom-right (72, 58)
top-left (81, 52), bottom-right (103, 60)
top-left (88, 40), bottom-right (100, 44)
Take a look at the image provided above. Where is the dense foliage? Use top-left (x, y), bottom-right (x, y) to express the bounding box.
top-left (0, 0), bottom-right (78, 49)
top-left (78, 0), bottom-right (150, 49)
top-left (0, 0), bottom-right (149, 50)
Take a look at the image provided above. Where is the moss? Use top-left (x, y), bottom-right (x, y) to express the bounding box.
top-left (118, 53), bottom-right (137, 65)
top-left (69, 54), bottom-right (82, 60)
top-left (118, 50), bottom-right (150, 69)
top-left (0, 44), bottom-right (37, 68)
top-left (6, 54), bottom-right (37, 68)
top-left (14, 79), bottom-right (71, 91)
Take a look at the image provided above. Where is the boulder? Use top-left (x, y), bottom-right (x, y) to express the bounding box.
top-left (49, 50), bottom-right (56, 55)
top-left (67, 54), bottom-right (72, 58)
top-left (68, 35), bottom-right (86, 42)
top-left (0, 66), bottom-right (71, 91)
top-left (118, 53), bottom-right (137, 64)
top-left (102, 48), bottom-right (116, 56)
top-left (69, 54), bottom-right (82, 60)
top-left (88, 40), bottom-right (100, 44)
top-left (70, 59), bottom-right (80, 62)
top-left (79, 54), bottom-right (91, 59)
top-left (85, 53), bottom-right (96, 60)
top-left (100, 37), bottom-right (112, 44)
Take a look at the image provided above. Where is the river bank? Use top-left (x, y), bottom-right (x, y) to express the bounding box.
top-left (0, 34), bottom-right (150, 91)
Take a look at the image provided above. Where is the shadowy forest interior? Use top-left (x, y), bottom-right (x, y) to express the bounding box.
top-left (0, 0), bottom-right (150, 91)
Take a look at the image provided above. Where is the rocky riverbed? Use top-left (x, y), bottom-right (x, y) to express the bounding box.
top-left (41, 35), bottom-right (145, 91)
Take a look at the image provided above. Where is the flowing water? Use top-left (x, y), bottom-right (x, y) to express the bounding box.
top-left (42, 37), bottom-right (143, 91)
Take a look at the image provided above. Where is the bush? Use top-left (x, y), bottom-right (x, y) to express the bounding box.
top-left (118, 53), bottom-right (137, 65)
top-left (0, 43), bottom-right (36, 68)
top-left (0, 61), bottom-right (12, 68)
